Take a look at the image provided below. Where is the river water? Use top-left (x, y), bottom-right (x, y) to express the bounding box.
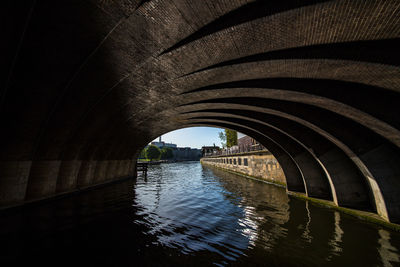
top-left (1, 161), bottom-right (400, 266)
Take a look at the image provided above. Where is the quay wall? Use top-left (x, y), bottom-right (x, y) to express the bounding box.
top-left (200, 151), bottom-right (286, 186)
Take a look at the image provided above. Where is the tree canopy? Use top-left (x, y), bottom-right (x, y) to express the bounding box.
top-left (161, 147), bottom-right (174, 159)
top-left (225, 129), bottom-right (238, 147)
top-left (145, 145), bottom-right (161, 161)
top-left (138, 148), bottom-right (146, 159)
top-left (218, 131), bottom-right (226, 148)
top-left (219, 129), bottom-right (238, 148)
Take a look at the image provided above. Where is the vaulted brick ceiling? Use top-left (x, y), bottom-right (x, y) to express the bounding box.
top-left (1, 0), bottom-right (400, 223)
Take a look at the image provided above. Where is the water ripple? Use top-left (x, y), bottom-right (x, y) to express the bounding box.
top-left (1, 162), bottom-right (400, 266)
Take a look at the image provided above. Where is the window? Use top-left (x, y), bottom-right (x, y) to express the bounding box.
top-left (230, 159), bottom-right (232, 164)
top-left (233, 159), bottom-right (236, 165)
top-left (244, 158), bottom-right (248, 166)
top-left (238, 158), bottom-right (242, 165)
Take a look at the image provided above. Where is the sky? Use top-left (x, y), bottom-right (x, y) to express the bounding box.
top-left (152, 127), bottom-right (225, 149)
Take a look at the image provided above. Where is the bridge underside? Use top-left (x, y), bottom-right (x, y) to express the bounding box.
top-left (1, 0), bottom-right (400, 223)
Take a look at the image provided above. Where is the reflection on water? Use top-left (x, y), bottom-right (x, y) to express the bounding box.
top-left (327, 212), bottom-right (344, 260)
top-left (379, 229), bottom-right (400, 267)
top-left (0, 161), bottom-right (399, 266)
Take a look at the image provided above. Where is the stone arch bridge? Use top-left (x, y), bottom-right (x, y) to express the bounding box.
top-left (1, 0), bottom-right (400, 223)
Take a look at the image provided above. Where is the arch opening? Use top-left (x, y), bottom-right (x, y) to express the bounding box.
top-left (0, 0), bottom-right (399, 226)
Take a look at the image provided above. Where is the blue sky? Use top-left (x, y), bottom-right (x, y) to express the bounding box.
top-left (152, 127), bottom-right (224, 149)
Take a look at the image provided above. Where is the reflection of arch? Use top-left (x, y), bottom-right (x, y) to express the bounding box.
top-left (1, 1), bottom-right (400, 224)
top-left (378, 229), bottom-right (400, 266)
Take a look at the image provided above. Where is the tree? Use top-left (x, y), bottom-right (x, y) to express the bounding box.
top-left (161, 147), bottom-right (174, 159)
top-left (138, 148), bottom-right (146, 159)
top-left (219, 131), bottom-right (226, 148)
top-left (146, 145), bottom-right (161, 161)
top-left (226, 129), bottom-right (237, 148)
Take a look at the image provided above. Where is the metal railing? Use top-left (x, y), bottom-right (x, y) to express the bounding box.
top-left (204, 144), bottom-right (267, 157)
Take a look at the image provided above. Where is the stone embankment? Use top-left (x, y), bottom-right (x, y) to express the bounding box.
top-left (201, 151), bottom-right (286, 186)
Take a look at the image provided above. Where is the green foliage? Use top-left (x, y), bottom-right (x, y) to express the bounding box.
top-left (225, 129), bottom-right (237, 147)
top-left (219, 131), bottom-right (226, 148)
top-left (138, 148), bottom-right (146, 159)
top-left (161, 147), bottom-right (174, 159)
top-left (145, 145), bottom-right (161, 161)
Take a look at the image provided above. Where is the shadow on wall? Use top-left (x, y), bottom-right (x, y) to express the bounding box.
top-left (0, 0), bottom-right (145, 206)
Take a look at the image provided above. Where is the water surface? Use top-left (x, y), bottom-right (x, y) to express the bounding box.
top-left (1, 161), bottom-right (399, 266)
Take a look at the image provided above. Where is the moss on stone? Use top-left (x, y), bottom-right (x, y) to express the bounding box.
top-left (202, 161), bottom-right (400, 232)
top-left (288, 191), bottom-right (400, 232)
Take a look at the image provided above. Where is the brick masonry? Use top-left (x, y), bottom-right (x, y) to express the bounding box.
top-left (1, 0), bottom-right (400, 222)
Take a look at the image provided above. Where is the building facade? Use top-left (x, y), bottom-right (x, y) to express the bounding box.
top-left (202, 145), bottom-right (220, 157)
top-left (237, 134), bottom-right (265, 152)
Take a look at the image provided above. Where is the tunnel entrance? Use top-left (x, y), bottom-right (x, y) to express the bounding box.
top-left (1, 0), bottom-right (400, 226)
top-left (2, 1), bottom-right (400, 265)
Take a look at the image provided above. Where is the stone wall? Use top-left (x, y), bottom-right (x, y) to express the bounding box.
top-left (201, 152), bottom-right (286, 186)
top-left (0, 159), bottom-right (137, 208)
